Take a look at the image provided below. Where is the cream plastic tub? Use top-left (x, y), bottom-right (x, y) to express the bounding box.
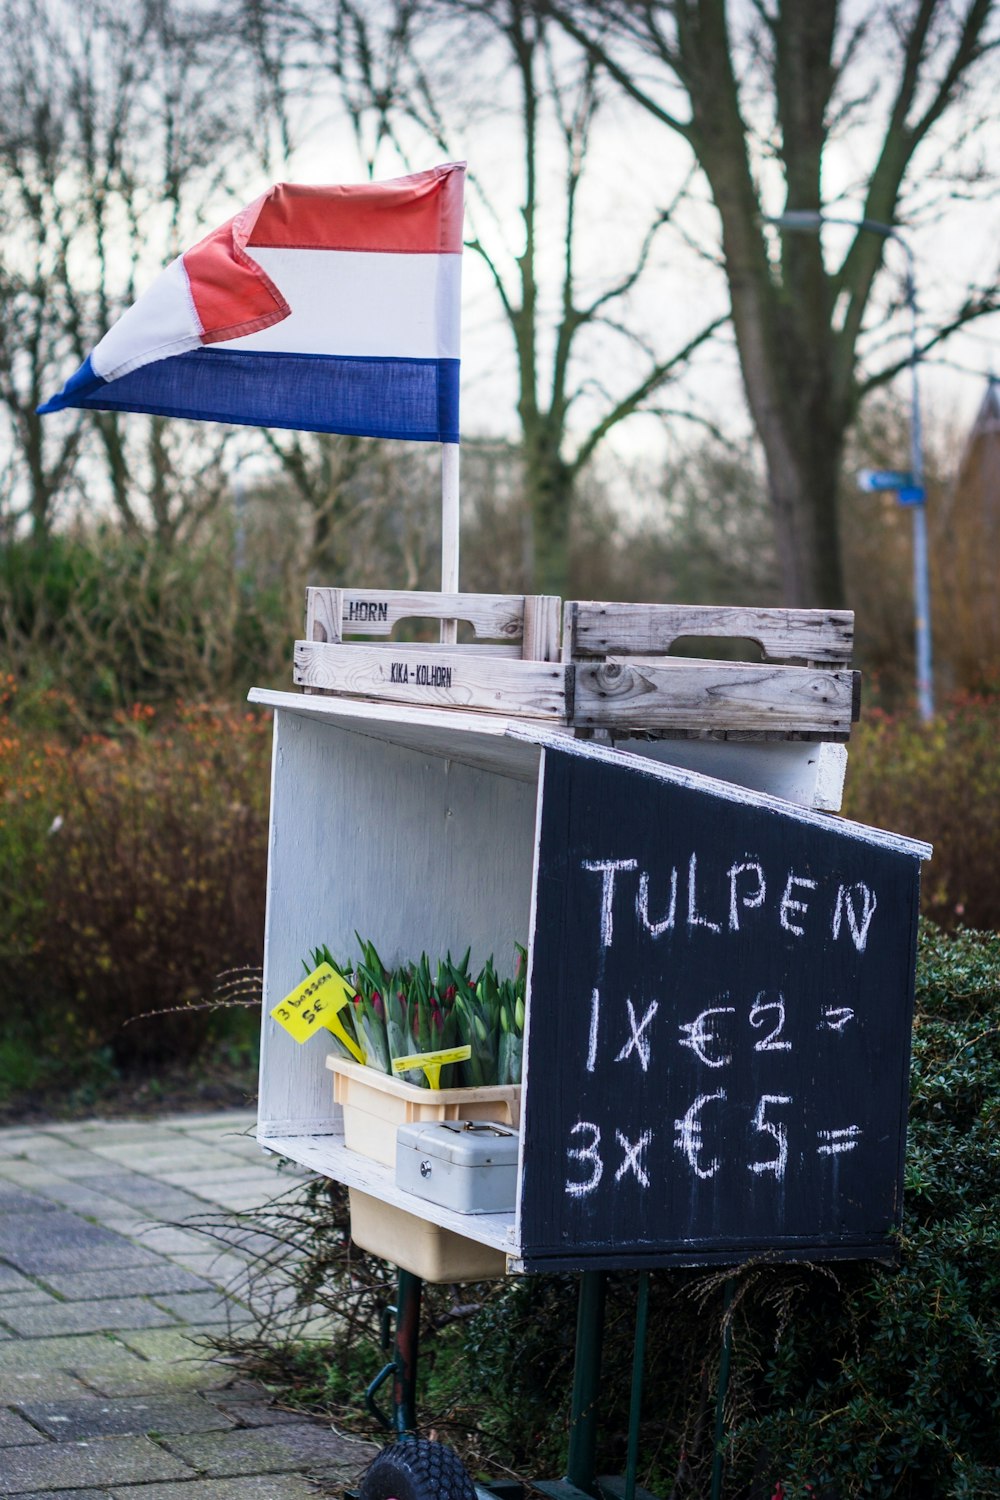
top-left (347, 1189), bottom-right (507, 1282)
top-left (327, 1054), bottom-right (521, 1168)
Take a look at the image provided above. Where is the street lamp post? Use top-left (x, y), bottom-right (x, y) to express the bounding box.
top-left (897, 236), bottom-right (934, 724)
top-left (768, 210), bottom-right (935, 721)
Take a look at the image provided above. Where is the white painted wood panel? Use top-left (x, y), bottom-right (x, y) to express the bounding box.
top-left (617, 737), bottom-right (849, 812)
top-left (258, 1127), bottom-right (516, 1255)
top-left (502, 724), bottom-right (930, 858)
top-left (258, 709), bottom-right (538, 1135)
top-left (249, 687), bottom-right (551, 781)
top-left (250, 690), bottom-right (931, 856)
top-left (253, 693), bottom-right (928, 1263)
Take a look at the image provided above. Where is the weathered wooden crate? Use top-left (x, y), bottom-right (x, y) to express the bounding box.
top-left (564, 601), bottom-right (859, 740)
top-left (293, 590), bottom-right (860, 741)
top-left (294, 587), bottom-right (566, 720)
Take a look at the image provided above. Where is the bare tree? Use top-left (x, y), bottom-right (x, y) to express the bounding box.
top-left (547, 0), bottom-right (1000, 606)
top-left (244, 0), bottom-right (725, 595)
top-left (0, 0), bottom-right (258, 543)
top-left (255, 428), bottom-right (449, 586)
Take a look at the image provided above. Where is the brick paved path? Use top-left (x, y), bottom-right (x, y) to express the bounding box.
top-left (0, 1112), bottom-right (378, 1498)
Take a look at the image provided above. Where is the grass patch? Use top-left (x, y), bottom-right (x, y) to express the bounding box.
top-left (0, 1005), bottom-right (260, 1124)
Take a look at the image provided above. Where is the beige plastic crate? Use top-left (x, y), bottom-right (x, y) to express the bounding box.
top-left (348, 1189), bottom-right (507, 1282)
top-left (327, 1055), bottom-right (521, 1168)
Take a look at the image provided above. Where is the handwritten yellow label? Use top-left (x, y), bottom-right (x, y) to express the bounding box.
top-left (271, 964), bottom-right (366, 1064)
top-left (392, 1044), bottom-right (472, 1090)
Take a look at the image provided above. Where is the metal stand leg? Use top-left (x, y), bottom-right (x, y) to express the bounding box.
top-left (393, 1268), bottom-right (422, 1438)
top-left (363, 1267), bottom-right (664, 1500)
top-left (364, 1268), bottom-right (423, 1437)
top-left (592, 1275), bottom-right (661, 1500)
top-left (709, 1278), bottom-right (735, 1500)
top-left (623, 1272), bottom-right (650, 1500)
top-left (536, 1271), bottom-right (607, 1500)
top-left (566, 1270), bottom-right (607, 1492)
top-left (359, 1267), bottom-right (523, 1500)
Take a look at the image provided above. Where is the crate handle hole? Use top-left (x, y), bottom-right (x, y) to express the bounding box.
top-left (665, 635), bottom-right (766, 663)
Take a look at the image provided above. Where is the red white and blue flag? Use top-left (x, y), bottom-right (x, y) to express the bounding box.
top-left (39, 163), bottom-right (464, 444)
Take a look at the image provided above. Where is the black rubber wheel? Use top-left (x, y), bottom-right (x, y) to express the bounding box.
top-left (358, 1437), bottom-right (478, 1500)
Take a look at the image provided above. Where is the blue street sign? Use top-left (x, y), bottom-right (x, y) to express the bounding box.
top-left (897, 485), bottom-right (926, 506)
top-left (857, 468), bottom-right (914, 493)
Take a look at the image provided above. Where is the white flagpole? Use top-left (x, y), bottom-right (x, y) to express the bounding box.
top-left (440, 440), bottom-right (460, 643)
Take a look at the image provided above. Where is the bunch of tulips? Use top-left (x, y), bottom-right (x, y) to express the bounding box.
top-left (306, 937), bottom-right (526, 1088)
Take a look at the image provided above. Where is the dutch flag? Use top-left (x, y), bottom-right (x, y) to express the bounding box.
top-left (39, 162), bottom-right (464, 444)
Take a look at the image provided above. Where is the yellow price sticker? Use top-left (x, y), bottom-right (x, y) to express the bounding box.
top-left (392, 1044), bottom-right (472, 1091)
top-left (270, 964), bottom-right (366, 1064)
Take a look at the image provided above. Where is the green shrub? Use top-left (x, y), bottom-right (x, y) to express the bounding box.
top-left (719, 923), bottom-right (1000, 1498)
top-left (843, 696), bottom-right (1000, 930)
top-left (0, 529), bottom-right (295, 728)
top-left (0, 698), bottom-right (271, 1075)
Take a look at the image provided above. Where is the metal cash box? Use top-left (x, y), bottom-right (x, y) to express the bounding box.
top-left (395, 1119), bottom-right (519, 1214)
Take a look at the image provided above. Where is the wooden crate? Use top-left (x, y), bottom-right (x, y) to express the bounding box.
top-left (294, 587), bottom-right (567, 720)
top-left (292, 589), bottom-right (860, 741)
top-left (563, 601), bottom-right (860, 740)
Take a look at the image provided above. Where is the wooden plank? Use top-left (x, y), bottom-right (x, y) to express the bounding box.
top-left (567, 602), bottom-right (854, 665)
top-left (258, 1128), bottom-right (517, 1256)
top-left (306, 637), bottom-right (522, 659)
top-left (307, 585), bottom-right (342, 643)
top-left (377, 642), bottom-right (521, 657)
top-left (522, 594), bottom-right (561, 661)
top-left (615, 728), bottom-right (848, 744)
top-left (572, 657), bottom-right (856, 735)
top-left (306, 586), bottom-right (528, 642)
top-left (294, 640), bottom-right (570, 719)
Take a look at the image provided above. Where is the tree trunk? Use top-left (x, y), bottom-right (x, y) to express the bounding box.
top-left (26, 427), bottom-right (52, 542)
top-left (758, 419), bottom-right (846, 607)
top-left (670, 0), bottom-right (854, 608)
top-left (722, 285), bottom-right (851, 606)
top-left (522, 418), bottom-right (573, 597)
top-left (742, 337), bottom-right (851, 607)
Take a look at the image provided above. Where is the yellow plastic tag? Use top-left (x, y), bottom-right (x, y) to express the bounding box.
top-left (392, 1044), bottom-right (472, 1091)
top-left (326, 1007), bottom-right (367, 1066)
top-left (271, 964), bottom-right (366, 1064)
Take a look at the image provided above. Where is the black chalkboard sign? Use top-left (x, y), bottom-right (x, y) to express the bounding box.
top-left (518, 745), bottom-right (923, 1271)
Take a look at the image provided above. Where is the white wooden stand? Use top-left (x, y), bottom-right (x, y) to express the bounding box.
top-left (247, 687), bottom-right (892, 1271)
